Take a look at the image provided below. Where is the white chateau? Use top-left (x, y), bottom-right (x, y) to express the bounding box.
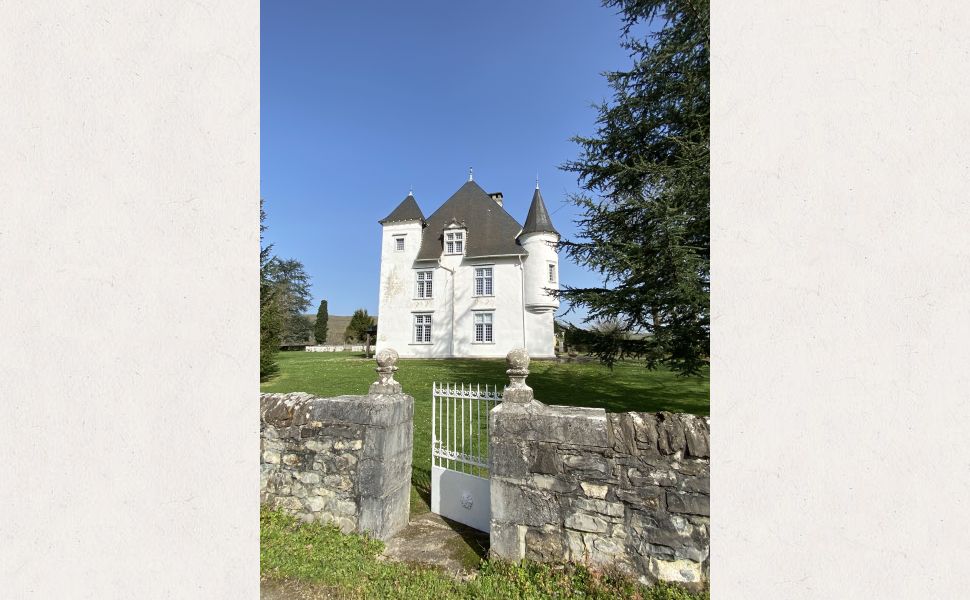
top-left (376, 175), bottom-right (560, 358)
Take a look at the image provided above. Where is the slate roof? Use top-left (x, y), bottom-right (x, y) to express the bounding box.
top-left (415, 180), bottom-right (528, 261)
top-left (519, 187), bottom-right (559, 237)
top-left (379, 193), bottom-right (425, 224)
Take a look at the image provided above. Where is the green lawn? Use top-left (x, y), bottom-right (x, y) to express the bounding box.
top-left (261, 351), bottom-right (709, 514)
top-left (262, 506), bottom-right (708, 600)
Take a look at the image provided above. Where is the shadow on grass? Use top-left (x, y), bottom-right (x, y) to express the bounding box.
top-left (262, 352), bottom-right (708, 416)
top-left (412, 467), bottom-right (431, 512)
top-left (438, 514), bottom-right (490, 568)
top-left (530, 364), bottom-right (709, 415)
top-left (423, 357), bottom-right (709, 416)
top-left (410, 467), bottom-right (489, 570)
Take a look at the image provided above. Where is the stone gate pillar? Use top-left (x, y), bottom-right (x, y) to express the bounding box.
top-left (260, 348), bottom-right (414, 541)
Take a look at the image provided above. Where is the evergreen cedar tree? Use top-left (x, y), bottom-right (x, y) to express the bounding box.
top-left (260, 199), bottom-right (315, 379)
top-left (260, 200), bottom-right (280, 380)
top-left (285, 313), bottom-right (314, 345)
top-left (314, 299), bottom-right (329, 345)
top-left (345, 309), bottom-right (375, 343)
top-left (560, 0), bottom-right (709, 375)
top-left (266, 258), bottom-right (313, 345)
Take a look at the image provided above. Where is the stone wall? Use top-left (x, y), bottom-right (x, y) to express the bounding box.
top-left (488, 351), bottom-right (709, 589)
top-left (260, 351), bottom-right (413, 540)
top-left (305, 344), bottom-right (370, 353)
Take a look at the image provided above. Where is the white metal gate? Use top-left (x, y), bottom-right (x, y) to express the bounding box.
top-left (431, 382), bottom-right (502, 532)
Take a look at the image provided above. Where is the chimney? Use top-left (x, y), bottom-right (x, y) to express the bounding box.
top-left (489, 192), bottom-right (504, 207)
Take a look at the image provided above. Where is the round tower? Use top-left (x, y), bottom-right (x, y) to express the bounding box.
top-left (519, 185), bottom-right (560, 313)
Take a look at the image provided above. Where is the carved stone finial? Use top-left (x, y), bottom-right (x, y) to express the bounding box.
top-left (504, 348), bottom-right (533, 403)
top-left (506, 348), bottom-right (530, 379)
top-left (369, 348), bottom-right (402, 395)
top-left (376, 347), bottom-right (398, 370)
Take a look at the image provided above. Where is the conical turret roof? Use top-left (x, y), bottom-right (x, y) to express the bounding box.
top-left (519, 187), bottom-right (558, 237)
top-left (379, 193), bottom-right (425, 224)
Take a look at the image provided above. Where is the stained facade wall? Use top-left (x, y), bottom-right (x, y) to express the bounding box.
top-left (376, 223), bottom-right (556, 359)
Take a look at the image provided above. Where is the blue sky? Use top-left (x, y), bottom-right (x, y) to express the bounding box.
top-left (261, 1), bottom-right (636, 321)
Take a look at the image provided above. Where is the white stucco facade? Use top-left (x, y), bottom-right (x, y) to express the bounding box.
top-left (375, 181), bottom-right (560, 359)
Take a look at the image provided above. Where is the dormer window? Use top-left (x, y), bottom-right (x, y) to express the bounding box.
top-left (445, 230), bottom-right (464, 255)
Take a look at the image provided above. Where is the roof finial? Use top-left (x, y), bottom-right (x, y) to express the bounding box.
top-left (468, 167), bottom-right (473, 182)
top-left (536, 172), bottom-right (540, 190)
top-left (408, 185), bottom-right (413, 196)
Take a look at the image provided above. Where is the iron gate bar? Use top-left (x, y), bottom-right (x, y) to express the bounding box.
top-left (431, 381), bottom-right (502, 476)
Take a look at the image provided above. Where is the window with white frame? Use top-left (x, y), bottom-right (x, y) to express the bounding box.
top-left (413, 314), bottom-right (432, 343)
top-left (548, 262), bottom-right (556, 283)
top-left (473, 312), bottom-right (493, 343)
top-left (445, 230), bottom-right (464, 254)
top-left (394, 236), bottom-right (405, 251)
top-left (415, 270), bottom-right (433, 298)
top-left (474, 266), bottom-right (493, 296)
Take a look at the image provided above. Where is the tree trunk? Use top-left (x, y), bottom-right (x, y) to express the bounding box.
top-left (651, 306), bottom-right (662, 334)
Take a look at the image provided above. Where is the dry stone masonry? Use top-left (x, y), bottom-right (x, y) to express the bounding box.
top-left (489, 349), bottom-right (710, 589)
top-left (259, 345), bottom-right (708, 587)
top-left (260, 349), bottom-right (413, 541)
